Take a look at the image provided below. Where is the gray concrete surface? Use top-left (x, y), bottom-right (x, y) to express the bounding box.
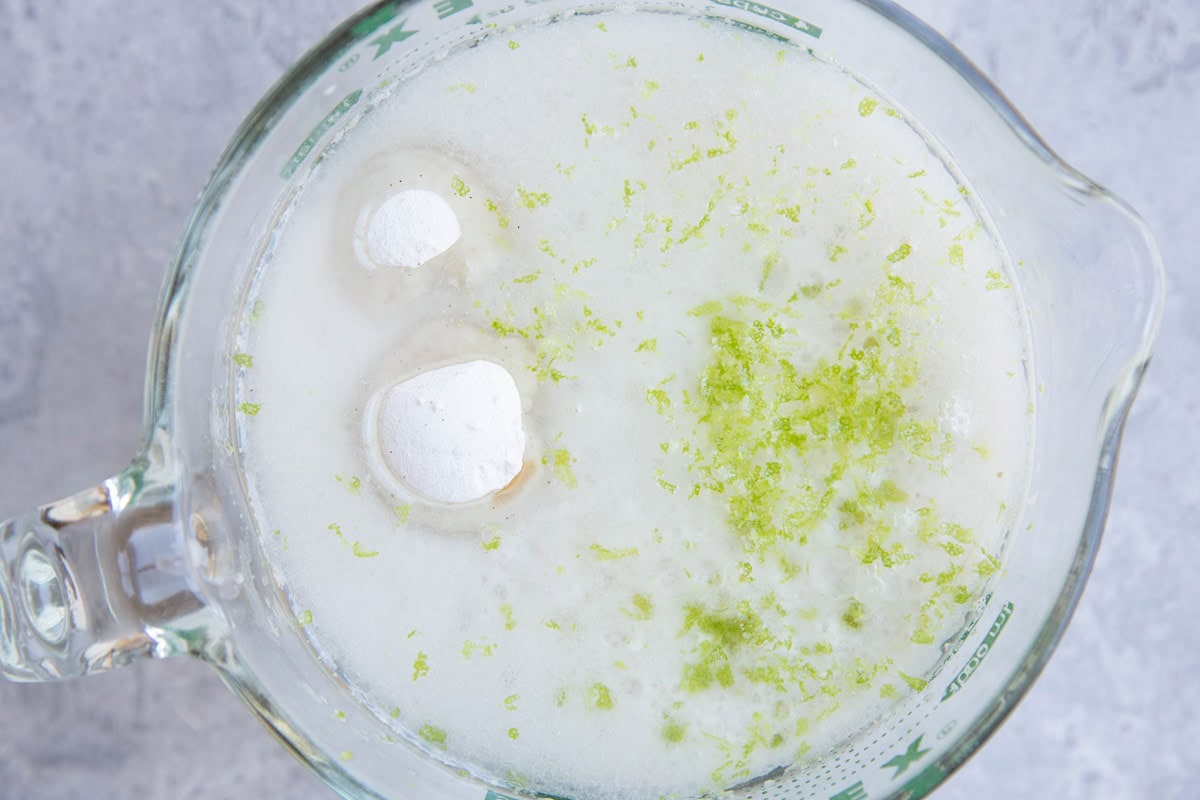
top-left (0, 1), bottom-right (1196, 798)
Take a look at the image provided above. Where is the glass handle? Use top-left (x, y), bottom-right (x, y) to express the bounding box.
top-left (0, 447), bottom-right (209, 682)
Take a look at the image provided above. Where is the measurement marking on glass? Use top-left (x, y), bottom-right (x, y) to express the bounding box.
top-left (899, 761), bottom-right (949, 798)
top-left (280, 89), bottom-right (363, 180)
top-left (726, 20), bottom-right (789, 43)
top-left (370, 19), bottom-right (420, 60)
top-left (352, 3), bottom-right (402, 37)
top-left (435, 0), bottom-right (475, 20)
top-left (828, 780), bottom-right (868, 800)
top-left (941, 601), bottom-right (1014, 701)
top-left (707, 0), bottom-right (822, 39)
top-left (464, 2), bottom-right (517, 26)
top-left (880, 735), bottom-right (930, 778)
top-left (485, 791), bottom-right (571, 800)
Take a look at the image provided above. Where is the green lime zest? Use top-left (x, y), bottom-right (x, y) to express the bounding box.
top-left (581, 113), bottom-right (614, 137)
top-left (418, 724), bottom-right (447, 748)
top-left (623, 178), bottom-right (648, 210)
top-left (352, 542), bottom-right (379, 559)
top-left (679, 600), bottom-right (772, 693)
top-left (646, 387), bottom-right (672, 416)
top-left (688, 300), bottom-right (722, 317)
top-left (590, 543), bottom-right (639, 561)
top-left (629, 593), bottom-right (654, 620)
top-left (484, 198), bottom-right (510, 228)
top-left (489, 304), bottom-right (576, 384)
top-left (542, 448), bottom-right (578, 488)
top-left (335, 474), bottom-right (362, 495)
top-left (461, 639), bottom-right (497, 659)
top-left (948, 243), bottom-right (965, 267)
top-left (858, 197), bottom-right (877, 231)
top-left (412, 651), bottom-right (429, 681)
top-left (841, 599), bottom-right (867, 630)
top-left (976, 553), bottom-right (1001, 577)
top-left (588, 683), bottom-right (615, 710)
top-left (639, 272), bottom-right (993, 727)
top-left (517, 186), bottom-right (551, 210)
top-left (985, 269), bottom-right (1011, 290)
top-left (662, 719), bottom-right (687, 744)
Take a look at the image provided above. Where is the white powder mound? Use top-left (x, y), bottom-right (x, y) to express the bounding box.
top-left (362, 188), bottom-right (461, 269)
top-left (375, 360), bottom-right (525, 503)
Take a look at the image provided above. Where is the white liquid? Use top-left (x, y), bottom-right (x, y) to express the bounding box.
top-left (236, 12), bottom-right (1032, 800)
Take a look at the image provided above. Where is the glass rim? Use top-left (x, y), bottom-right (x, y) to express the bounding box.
top-left (143, 1), bottom-right (1166, 798)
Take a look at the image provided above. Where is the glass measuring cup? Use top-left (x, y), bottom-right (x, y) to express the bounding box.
top-left (0, 1), bottom-right (1163, 799)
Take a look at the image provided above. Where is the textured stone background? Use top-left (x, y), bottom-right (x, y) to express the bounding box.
top-left (0, 1), bottom-right (1195, 798)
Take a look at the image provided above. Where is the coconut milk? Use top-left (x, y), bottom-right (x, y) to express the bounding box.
top-left (235, 11), bottom-right (1032, 800)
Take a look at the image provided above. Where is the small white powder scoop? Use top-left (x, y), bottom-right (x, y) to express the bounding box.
top-left (361, 188), bottom-right (461, 269)
top-left (375, 360), bottom-right (525, 503)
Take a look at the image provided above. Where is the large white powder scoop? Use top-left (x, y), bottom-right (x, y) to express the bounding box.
top-left (360, 188), bottom-right (461, 269)
top-left (375, 360), bottom-right (526, 503)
